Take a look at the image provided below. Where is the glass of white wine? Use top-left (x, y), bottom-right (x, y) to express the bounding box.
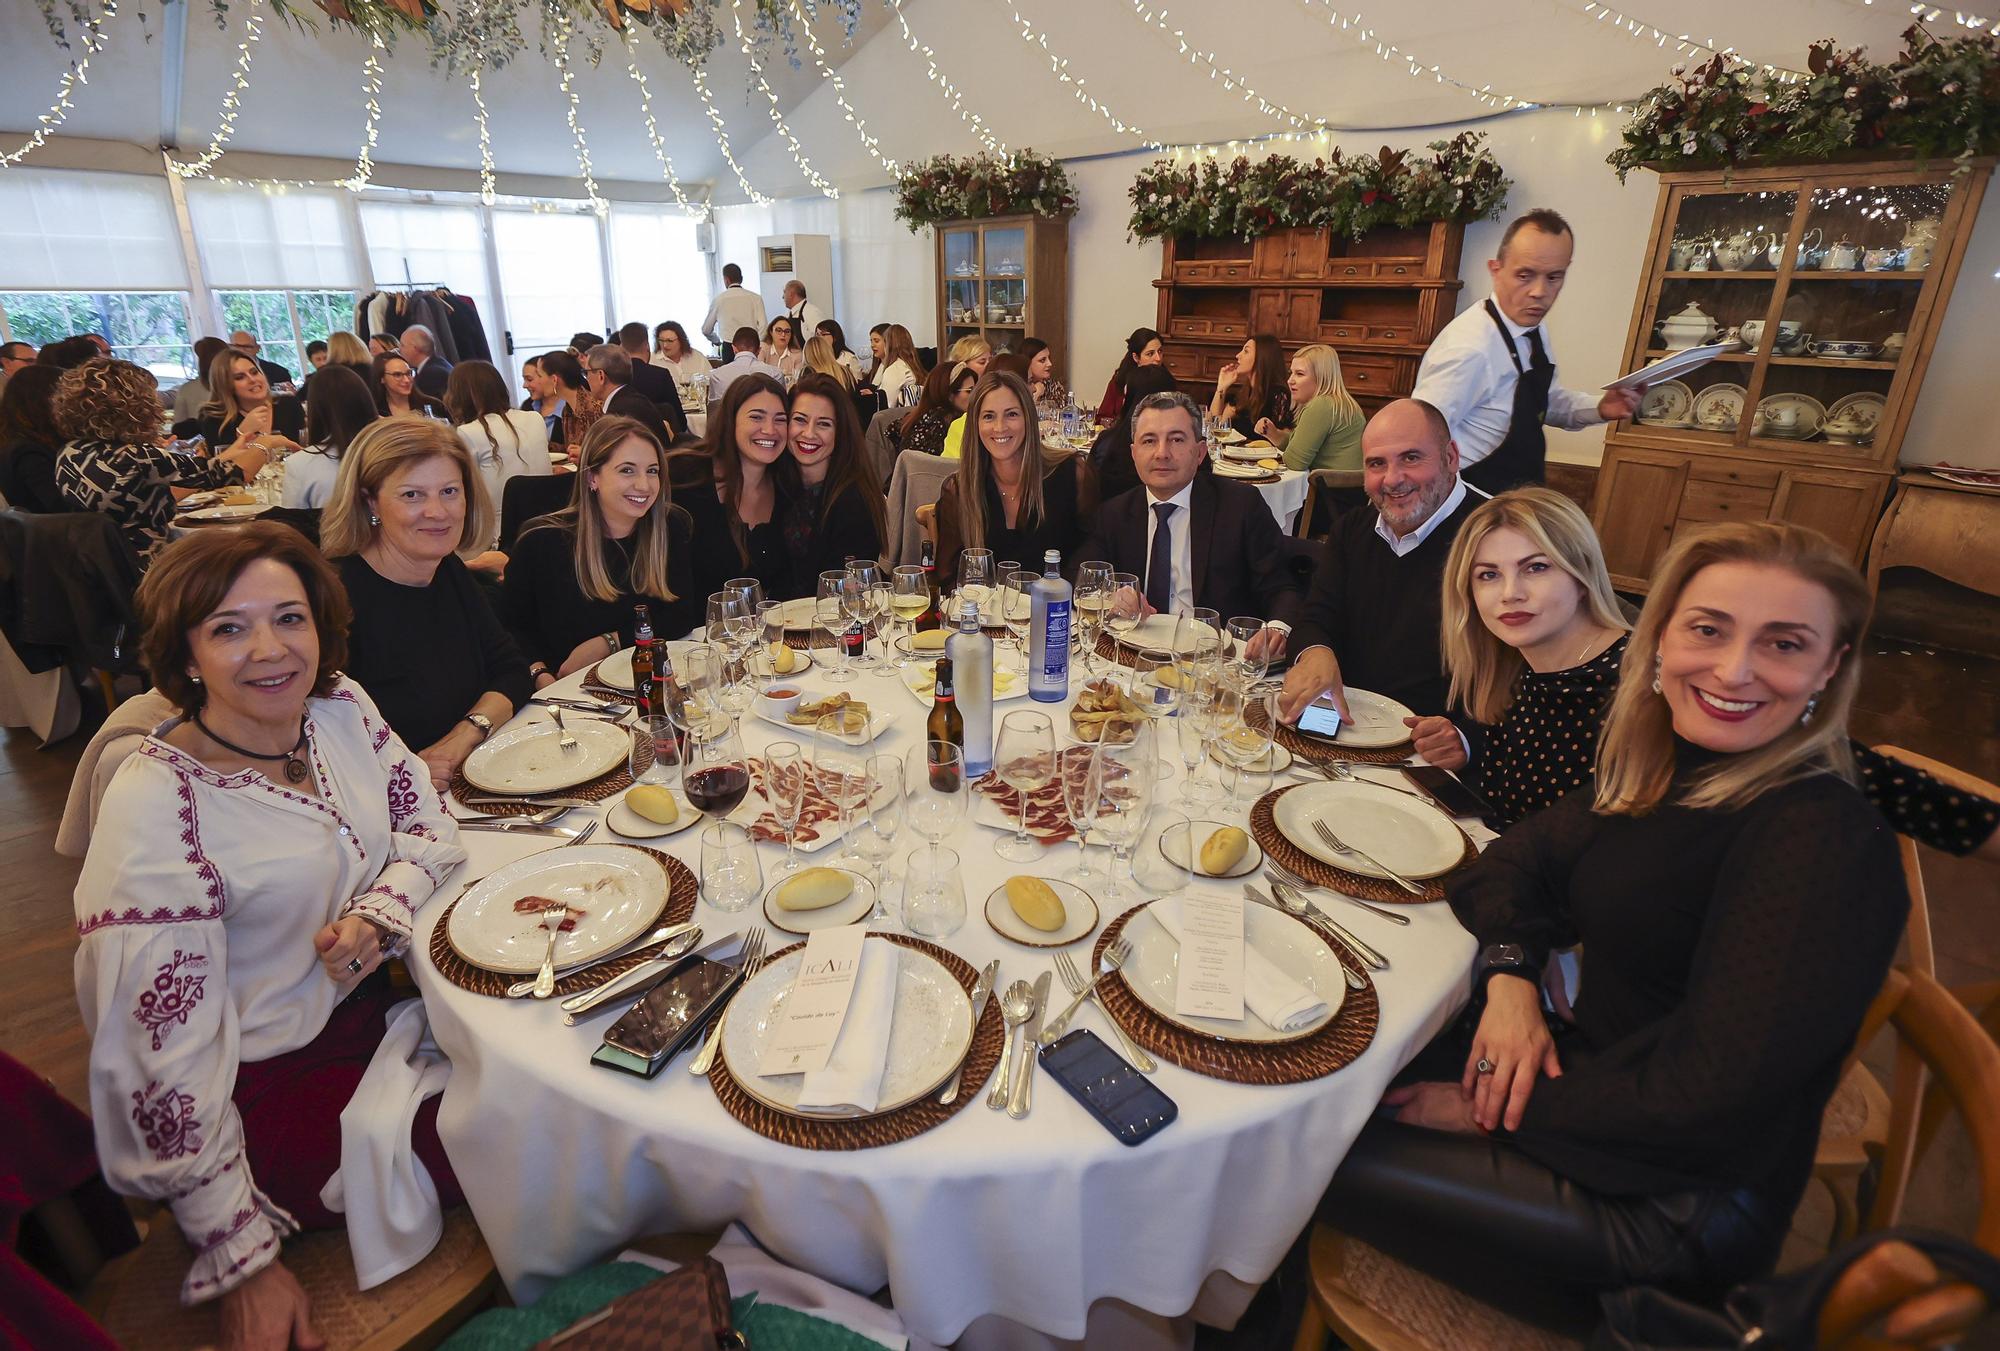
top-left (1104, 571), bottom-right (1142, 655)
top-left (889, 565), bottom-right (929, 666)
top-left (1074, 560), bottom-right (1113, 675)
top-left (956, 548), bottom-right (995, 624)
top-left (1214, 685), bottom-right (1278, 812)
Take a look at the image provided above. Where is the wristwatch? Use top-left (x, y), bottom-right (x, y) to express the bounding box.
top-left (1477, 942), bottom-right (1533, 991)
top-left (461, 713), bottom-right (494, 741)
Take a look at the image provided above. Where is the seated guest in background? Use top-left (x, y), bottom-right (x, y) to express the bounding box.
top-left (305, 340), bottom-right (329, 372)
top-left (1086, 363), bottom-right (1180, 504)
top-left (569, 331), bottom-right (603, 356)
top-left (706, 327), bottom-right (781, 407)
top-left (229, 329), bottom-right (293, 388)
top-left (445, 359), bottom-right (550, 554)
top-left (1279, 397), bottom-right (1480, 723)
top-left (780, 279), bottom-right (824, 340)
top-left (370, 352), bottom-right (449, 421)
top-left (782, 372), bottom-right (886, 587)
top-left (0, 363), bottom-right (68, 512)
top-left (946, 334), bottom-right (993, 382)
top-left (815, 320), bottom-right (865, 385)
top-left (1095, 326), bottom-right (1164, 428)
top-left (538, 350), bottom-right (599, 450)
top-left (398, 325), bottom-right (453, 400)
top-left (1078, 390), bottom-right (1301, 639)
top-left (74, 523), bottom-right (466, 1326)
top-left (803, 334), bottom-right (856, 391)
top-left (39, 335), bottom-right (99, 370)
top-left (170, 337), bottom-right (230, 429)
top-left (1318, 521), bottom-right (1906, 1329)
top-left (899, 362), bottom-right (975, 458)
top-left (653, 320), bottom-right (712, 385)
top-left (871, 323), bottom-right (925, 407)
top-left (314, 331), bottom-right (374, 393)
top-left (760, 315), bottom-right (805, 387)
top-left (321, 418), bottom-right (530, 786)
top-left (1020, 337), bottom-right (1067, 415)
top-left (934, 371), bottom-right (1092, 587)
top-left (687, 373), bottom-right (795, 602)
top-left (1261, 344), bottom-right (1365, 474)
top-left (199, 350), bottom-right (307, 456)
top-left (615, 322), bottom-right (688, 440)
top-left (282, 364), bottom-right (377, 510)
top-left (506, 415), bottom-right (699, 681)
top-left (368, 333), bottom-right (397, 359)
top-left (1209, 334), bottom-right (1288, 440)
top-left (0, 339), bottom-right (34, 395)
top-left (55, 359), bottom-right (267, 562)
top-left (519, 354), bottom-right (547, 414)
top-left (584, 344), bottom-right (672, 450)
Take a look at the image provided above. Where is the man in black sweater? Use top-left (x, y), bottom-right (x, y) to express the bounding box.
top-left (1279, 397), bottom-right (1482, 722)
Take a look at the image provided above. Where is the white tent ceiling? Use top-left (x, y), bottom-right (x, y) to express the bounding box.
top-left (0, 0), bottom-right (1949, 203)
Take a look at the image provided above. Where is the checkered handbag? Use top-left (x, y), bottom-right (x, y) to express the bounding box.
top-left (533, 1257), bottom-right (746, 1350)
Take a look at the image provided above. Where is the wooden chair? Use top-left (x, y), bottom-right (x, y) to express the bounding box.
top-left (1296, 469), bottom-right (1363, 540)
top-left (1292, 967), bottom-right (2000, 1351)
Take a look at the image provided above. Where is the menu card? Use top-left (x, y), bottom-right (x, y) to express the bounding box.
top-left (758, 925), bottom-right (868, 1077)
top-left (1174, 892), bottom-right (1246, 1021)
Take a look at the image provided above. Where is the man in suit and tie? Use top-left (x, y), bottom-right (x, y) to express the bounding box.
top-left (583, 345), bottom-right (671, 449)
top-left (780, 280), bottom-right (825, 343)
top-left (616, 322), bottom-right (689, 441)
top-left (399, 325), bottom-right (453, 399)
top-left (1077, 389), bottom-right (1302, 649)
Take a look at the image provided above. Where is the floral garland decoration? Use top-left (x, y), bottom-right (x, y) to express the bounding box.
top-left (893, 150), bottom-right (1077, 231)
top-left (1608, 25), bottom-right (2000, 181)
top-left (1126, 132), bottom-right (1511, 242)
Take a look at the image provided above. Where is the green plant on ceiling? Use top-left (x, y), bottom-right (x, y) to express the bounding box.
top-left (893, 150), bottom-right (1078, 231)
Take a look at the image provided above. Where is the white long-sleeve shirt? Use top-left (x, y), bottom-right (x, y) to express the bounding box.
top-left (701, 285), bottom-right (768, 349)
top-left (72, 678), bottom-right (464, 1304)
top-left (1412, 301), bottom-right (1605, 469)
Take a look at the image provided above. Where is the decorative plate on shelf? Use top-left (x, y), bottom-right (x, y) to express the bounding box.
top-left (1637, 380), bottom-right (1694, 427)
top-left (1691, 383), bottom-right (1747, 432)
top-left (1825, 392), bottom-right (1887, 432)
top-left (1753, 393), bottom-right (1827, 441)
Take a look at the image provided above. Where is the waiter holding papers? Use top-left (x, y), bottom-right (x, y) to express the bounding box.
top-left (1413, 208), bottom-right (1643, 492)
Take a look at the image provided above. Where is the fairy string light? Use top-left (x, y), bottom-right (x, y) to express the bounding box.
top-left (621, 38), bottom-right (709, 217)
top-left (1570, 1), bottom-right (1806, 82)
top-left (549, 9), bottom-right (608, 213)
top-left (1124, 0), bottom-right (1328, 134)
top-left (1002, 0), bottom-right (1166, 150)
top-left (789, 0), bottom-right (897, 175)
top-left (166, 0), bottom-right (267, 178)
top-left (2, 0), bottom-right (120, 169)
top-left (728, 0), bottom-right (838, 196)
top-left (883, 0), bottom-right (1008, 157)
top-left (470, 63), bottom-right (497, 204)
top-left (690, 60), bottom-right (773, 205)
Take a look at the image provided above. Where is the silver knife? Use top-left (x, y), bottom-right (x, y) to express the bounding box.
top-left (939, 960), bottom-right (1000, 1104)
top-left (509, 920), bottom-right (699, 998)
top-left (1243, 885), bottom-right (1366, 989)
top-left (560, 927), bottom-right (715, 1022)
top-left (458, 819), bottom-right (589, 837)
top-left (1247, 881), bottom-right (1387, 971)
top-left (1008, 971), bottom-right (1052, 1119)
top-left (462, 795), bottom-right (598, 810)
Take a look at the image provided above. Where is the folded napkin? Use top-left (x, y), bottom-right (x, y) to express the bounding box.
top-left (1147, 897), bottom-right (1328, 1033)
top-left (795, 941), bottom-right (901, 1115)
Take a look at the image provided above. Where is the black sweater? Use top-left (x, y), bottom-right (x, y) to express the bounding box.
top-left (197, 397), bottom-right (306, 450)
top-left (0, 437), bottom-right (63, 513)
top-left (782, 481), bottom-right (884, 596)
top-left (681, 481), bottom-right (797, 603)
top-left (1449, 743), bottom-right (1907, 1201)
top-left (504, 515), bottom-right (701, 665)
top-left (336, 553), bottom-right (533, 751)
top-left (1292, 490), bottom-right (1480, 717)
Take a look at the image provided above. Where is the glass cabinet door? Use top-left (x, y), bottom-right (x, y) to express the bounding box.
top-left (984, 227), bottom-right (1026, 280)
top-left (942, 228), bottom-right (979, 282)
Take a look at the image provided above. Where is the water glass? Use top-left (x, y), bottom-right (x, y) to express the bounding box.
top-left (630, 714), bottom-right (684, 790)
top-left (1090, 723), bottom-right (1157, 906)
top-left (854, 753), bottom-right (906, 919)
top-left (903, 847), bottom-right (966, 938)
top-left (1227, 616), bottom-right (1273, 689)
top-left (763, 740), bottom-right (807, 873)
top-left (1058, 744), bottom-right (1099, 883)
top-left (812, 716), bottom-right (871, 867)
top-left (905, 740), bottom-right (967, 860)
top-left (699, 821), bottom-right (762, 913)
top-left (1104, 572), bottom-right (1143, 650)
top-left (816, 569), bottom-right (852, 682)
top-left (993, 710), bottom-right (1054, 862)
top-left (1128, 647), bottom-right (1182, 724)
top-left (1176, 607), bottom-right (1224, 668)
top-left (1003, 570), bottom-right (1039, 667)
top-left (1136, 808), bottom-right (1195, 897)
top-left (956, 548), bottom-right (995, 621)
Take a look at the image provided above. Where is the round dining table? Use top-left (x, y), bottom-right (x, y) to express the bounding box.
top-left (410, 640), bottom-right (1482, 1350)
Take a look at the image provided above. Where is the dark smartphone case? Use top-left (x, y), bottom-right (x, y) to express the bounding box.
top-left (1039, 1029), bottom-right (1178, 1146)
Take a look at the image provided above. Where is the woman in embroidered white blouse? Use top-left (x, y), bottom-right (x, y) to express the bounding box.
top-left (72, 523), bottom-right (465, 1348)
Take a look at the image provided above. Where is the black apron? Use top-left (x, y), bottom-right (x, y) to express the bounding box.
top-left (1462, 299), bottom-right (1554, 493)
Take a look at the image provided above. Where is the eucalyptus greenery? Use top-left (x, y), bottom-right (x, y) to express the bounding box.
top-left (893, 150), bottom-right (1077, 231)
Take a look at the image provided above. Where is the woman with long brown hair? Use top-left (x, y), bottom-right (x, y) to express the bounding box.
top-left (933, 370), bottom-right (1091, 586)
top-left (761, 314), bottom-right (805, 386)
top-left (782, 371), bottom-right (886, 588)
top-left (535, 349), bottom-right (599, 450)
top-left (871, 323), bottom-right (925, 406)
top-left (1094, 326), bottom-right (1163, 427)
top-left (444, 359), bottom-right (550, 551)
top-left (685, 372), bottom-right (796, 602)
top-left (369, 351), bottom-right (448, 421)
top-left (198, 349), bottom-right (306, 455)
top-left (898, 361), bottom-right (975, 457)
top-left (1208, 333), bottom-right (1287, 439)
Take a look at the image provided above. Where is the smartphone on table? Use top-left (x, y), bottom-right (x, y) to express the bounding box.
top-left (1403, 764), bottom-right (1498, 823)
top-left (1294, 694), bottom-right (1343, 741)
top-left (595, 957), bottom-right (738, 1077)
top-left (1039, 1029), bottom-right (1177, 1146)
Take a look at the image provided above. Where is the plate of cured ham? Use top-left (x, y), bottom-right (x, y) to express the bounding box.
top-left (446, 845), bottom-right (668, 973)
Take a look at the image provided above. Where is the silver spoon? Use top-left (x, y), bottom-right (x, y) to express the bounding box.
top-left (1264, 863), bottom-right (1411, 927)
top-left (988, 981), bottom-right (1036, 1112)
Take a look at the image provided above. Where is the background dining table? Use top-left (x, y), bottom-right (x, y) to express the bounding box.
top-left (410, 640), bottom-right (1484, 1350)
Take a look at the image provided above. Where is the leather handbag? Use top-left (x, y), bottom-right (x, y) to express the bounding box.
top-left (534, 1257), bottom-right (746, 1350)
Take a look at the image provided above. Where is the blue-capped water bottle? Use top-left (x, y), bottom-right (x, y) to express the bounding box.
top-left (1028, 549), bottom-right (1071, 703)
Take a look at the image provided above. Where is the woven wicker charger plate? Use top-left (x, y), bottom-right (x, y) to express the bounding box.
top-left (581, 660), bottom-right (642, 705)
top-left (1249, 785), bottom-right (1474, 905)
top-left (1248, 700), bottom-right (1412, 768)
top-left (449, 748), bottom-right (636, 817)
top-left (427, 847), bottom-right (699, 998)
top-left (1092, 908), bottom-right (1377, 1084)
top-left (708, 935), bottom-right (1005, 1150)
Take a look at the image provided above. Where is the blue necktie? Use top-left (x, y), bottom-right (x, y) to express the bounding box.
top-left (1146, 502), bottom-right (1176, 614)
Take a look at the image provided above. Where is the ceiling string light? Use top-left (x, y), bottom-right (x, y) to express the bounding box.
top-left (207, 38), bottom-right (389, 193)
top-left (690, 61), bottom-right (774, 206)
top-left (1569, 1), bottom-right (1806, 82)
top-left (1124, 0), bottom-right (1330, 134)
top-left (2, 0), bottom-right (120, 169)
top-left (549, 9), bottom-right (608, 214)
top-left (883, 0), bottom-right (1008, 157)
top-left (166, 0), bottom-right (266, 179)
top-left (789, 0), bottom-right (897, 175)
top-left (728, 0), bottom-right (838, 196)
top-left (1002, 0), bottom-right (1167, 150)
top-left (470, 62), bottom-right (497, 204)
top-left (620, 38), bottom-right (709, 218)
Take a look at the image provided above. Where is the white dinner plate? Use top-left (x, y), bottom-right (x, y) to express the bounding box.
top-left (597, 647), bottom-right (637, 690)
top-left (1207, 741), bottom-right (1294, 775)
top-left (720, 939), bottom-right (974, 1118)
top-left (1106, 614), bottom-right (1221, 652)
top-left (1122, 900), bottom-right (1343, 1042)
top-left (1310, 687), bottom-right (1415, 748)
top-left (983, 877), bottom-right (1099, 947)
top-left (1159, 820), bottom-right (1265, 879)
top-left (761, 645), bottom-right (815, 677)
top-left (897, 659), bottom-right (1027, 706)
top-left (752, 691), bottom-right (892, 744)
top-left (180, 503), bottom-right (268, 523)
top-left (1211, 461), bottom-right (1279, 481)
top-left (1220, 442), bottom-right (1278, 462)
top-left (446, 845), bottom-right (668, 973)
top-left (1825, 392), bottom-right (1887, 431)
top-left (461, 716), bottom-right (629, 794)
top-left (762, 867), bottom-right (877, 934)
top-left (1271, 779), bottom-right (1464, 880)
top-left (775, 597), bottom-right (820, 632)
top-left (1212, 427), bottom-right (1247, 445)
top-left (604, 787), bottom-right (702, 840)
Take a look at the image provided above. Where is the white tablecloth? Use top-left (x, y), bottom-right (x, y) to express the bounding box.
top-left (412, 649), bottom-right (1478, 1347)
top-left (1254, 470), bottom-right (1311, 536)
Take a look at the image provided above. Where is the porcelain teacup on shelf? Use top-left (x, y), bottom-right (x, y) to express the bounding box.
top-left (1712, 231), bottom-right (1770, 272)
top-left (1825, 237), bottom-right (1863, 271)
top-left (1879, 331), bottom-right (1908, 358)
top-left (1739, 319), bottom-right (1802, 351)
top-left (1670, 238), bottom-right (1711, 271)
top-left (1754, 404), bottom-right (1802, 437)
top-left (1863, 247), bottom-right (1904, 272)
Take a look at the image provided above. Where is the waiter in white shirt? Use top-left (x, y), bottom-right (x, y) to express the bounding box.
top-left (701, 263), bottom-right (768, 351)
top-left (1412, 208), bottom-right (1642, 492)
top-left (780, 280), bottom-right (826, 342)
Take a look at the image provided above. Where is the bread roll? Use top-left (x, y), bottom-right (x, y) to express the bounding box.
top-left (911, 629), bottom-right (949, 652)
top-left (1005, 876), bottom-right (1066, 932)
top-left (1199, 826), bottom-right (1249, 876)
top-left (775, 866), bottom-right (854, 912)
top-left (626, 785), bottom-right (679, 825)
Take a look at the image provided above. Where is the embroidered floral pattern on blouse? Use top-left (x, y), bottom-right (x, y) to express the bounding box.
top-left (133, 949), bottom-right (208, 1051)
top-left (173, 771), bottom-right (228, 915)
top-left (198, 1206), bottom-right (262, 1254)
top-left (385, 761), bottom-right (421, 829)
top-left (131, 1080), bottom-right (202, 1160)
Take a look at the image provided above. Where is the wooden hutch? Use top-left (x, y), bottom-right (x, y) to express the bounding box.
top-left (1151, 222), bottom-right (1466, 410)
top-left (934, 213), bottom-right (1069, 370)
top-left (1591, 158), bottom-right (1991, 591)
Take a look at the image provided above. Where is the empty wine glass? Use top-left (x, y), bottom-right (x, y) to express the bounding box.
top-left (1174, 678), bottom-right (1223, 807)
top-left (844, 560), bottom-right (883, 669)
top-left (812, 714), bottom-right (871, 867)
top-left (1003, 569), bottom-right (1039, 669)
top-left (1226, 616), bottom-right (1273, 690)
top-left (956, 548), bottom-right (994, 622)
top-left (903, 846), bottom-right (966, 938)
top-left (1214, 684), bottom-right (1277, 811)
top-left (816, 569), bottom-right (852, 683)
top-left (1058, 744), bottom-right (1099, 883)
top-left (1175, 607), bottom-right (1223, 669)
top-left (757, 599), bottom-right (789, 679)
top-left (1127, 647), bottom-right (1182, 726)
top-left (706, 590), bottom-right (754, 708)
top-left (1090, 723), bottom-right (1157, 906)
top-left (1074, 560), bottom-right (1114, 674)
top-left (853, 753), bottom-right (905, 920)
top-left (1104, 572), bottom-right (1143, 652)
top-left (993, 709), bottom-right (1054, 862)
top-left (763, 740), bottom-right (807, 873)
top-left (904, 740), bottom-right (968, 863)
top-left (673, 645), bottom-right (730, 733)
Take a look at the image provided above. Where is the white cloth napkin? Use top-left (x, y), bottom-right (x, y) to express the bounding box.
top-left (317, 998), bottom-right (451, 1289)
top-left (795, 940), bottom-right (900, 1115)
top-left (1148, 897), bottom-right (1327, 1033)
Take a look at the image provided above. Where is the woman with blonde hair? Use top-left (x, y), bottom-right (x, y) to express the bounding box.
top-left (1317, 520), bottom-right (1910, 1328)
top-left (946, 333), bottom-right (992, 378)
top-left (504, 414), bottom-right (698, 684)
top-left (1259, 343), bottom-right (1363, 473)
top-left (933, 370), bottom-right (1091, 586)
top-left (198, 349), bottom-right (307, 458)
top-left (802, 333), bottom-right (856, 391)
top-left (321, 416), bottom-right (528, 787)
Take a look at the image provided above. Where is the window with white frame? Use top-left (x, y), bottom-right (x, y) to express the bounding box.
top-left (0, 292), bottom-right (198, 382)
top-left (357, 199), bottom-right (496, 358)
top-left (491, 209), bottom-right (607, 382)
top-left (608, 206), bottom-right (710, 351)
top-left (186, 183), bottom-right (363, 382)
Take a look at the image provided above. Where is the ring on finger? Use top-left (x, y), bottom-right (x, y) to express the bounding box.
top-left (347, 957), bottom-right (364, 975)
top-left (1475, 1057), bottom-right (1496, 1076)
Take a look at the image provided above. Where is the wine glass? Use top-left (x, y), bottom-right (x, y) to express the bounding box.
top-left (1214, 684), bottom-right (1278, 811)
top-left (683, 716), bottom-right (752, 817)
top-left (1090, 723), bottom-right (1157, 906)
top-left (812, 714), bottom-right (871, 867)
top-left (673, 645), bottom-right (729, 734)
top-left (1003, 569), bottom-right (1039, 669)
top-left (1104, 572), bottom-right (1143, 653)
top-left (993, 710), bottom-right (1054, 863)
top-left (1226, 615), bottom-right (1273, 690)
top-left (1127, 647), bottom-right (1182, 726)
top-left (890, 565), bottom-right (928, 665)
top-left (844, 560), bottom-right (883, 669)
top-left (757, 599), bottom-right (788, 678)
top-left (904, 740), bottom-right (967, 864)
top-left (1074, 560), bottom-right (1113, 675)
top-left (816, 569), bottom-right (852, 683)
top-left (706, 591), bottom-right (753, 709)
top-left (630, 713), bottom-right (684, 795)
top-left (762, 740), bottom-right (807, 873)
top-left (724, 578), bottom-right (764, 684)
top-left (853, 753), bottom-right (905, 919)
top-left (1175, 607), bottom-right (1223, 669)
top-left (1058, 743), bottom-right (1099, 883)
top-left (699, 821), bottom-right (762, 913)
top-left (1174, 673), bottom-right (1223, 807)
top-left (956, 547), bottom-right (995, 622)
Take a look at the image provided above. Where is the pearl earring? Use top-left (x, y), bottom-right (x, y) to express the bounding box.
top-left (1651, 653), bottom-right (1663, 695)
top-left (190, 675), bottom-right (202, 685)
top-left (369, 512), bottom-right (380, 526)
top-left (1801, 692), bottom-right (1821, 725)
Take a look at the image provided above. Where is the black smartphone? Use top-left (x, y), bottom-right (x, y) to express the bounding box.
top-left (1403, 764), bottom-right (1497, 822)
top-left (1038, 1029), bottom-right (1178, 1146)
top-left (1294, 695), bottom-right (1343, 740)
top-left (602, 957), bottom-right (737, 1064)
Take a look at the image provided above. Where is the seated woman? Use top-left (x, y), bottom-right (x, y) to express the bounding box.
top-left (685, 373), bottom-right (796, 603)
top-left (197, 350), bottom-right (307, 457)
top-left (1095, 327), bottom-right (1164, 428)
top-left (898, 362), bottom-right (975, 458)
top-left (1020, 337), bottom-right (1068, 416)
top-left (1208, 333), bottom-right (1287, 441)
top-left (369, 352), bottom-right (448, 421)
top-left (1408, 488), bottom-right (2000, 857)
top-left (320, 418), bottom-right (531, 788)
top-left (814, 319), bottom-right (866, 386)
top-left (53, 359), bottom-right (268, 563)
top-left (506, 414), bottom-right (700, 683)
top-left (1085, 363), bottom-right (1180, 505)
top-left (934, 370), bottom-right (1093, 587)
top-left (444, 358), bottom-right (551, 555)
top-left (1259, 343), bottom-right (1363, 473)
top-left (281, 363), bottom-right (376, 510)
top-left (782, 372), bottom-right (887, 588)
top-left (1320, 521), bottom-right (1909, 1328)
top-left (73, 522), bottom-right (465, 1327)
top-left (760, 315), bottom-right (805, 387)
top-left (870, 323), bottom-right (925, 408)
top-left (652, 321), bottom-right (713, 416)
top-left (802, 334), bottom-right (856, 392)
top-left (536, 350), bottom-right (599, 451)
top-left (0, 363), bottom-right (68, 512)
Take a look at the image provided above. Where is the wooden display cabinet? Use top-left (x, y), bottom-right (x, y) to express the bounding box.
top-left (1590, 159), bottom-right (1991, 591)
top-left (934, 214), bottom-right (1069, 373)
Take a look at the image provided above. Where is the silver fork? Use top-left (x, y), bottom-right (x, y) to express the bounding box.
top-left (1310, 818), bottom-right (1425, 896)
top-left (549, 706), bottom-right (580, 753)
top-left (1050, 948), bottom-right (1156, 1072)
top-left (1039, 939), bottom-right (1132, 1045)
top-left (530, 905), bottom-right (569, 999)
top-left (690, 927), bottom-right (765, 1075)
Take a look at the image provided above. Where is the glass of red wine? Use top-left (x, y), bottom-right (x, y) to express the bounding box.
top-left (682, 718), bottom-right (751, 818)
